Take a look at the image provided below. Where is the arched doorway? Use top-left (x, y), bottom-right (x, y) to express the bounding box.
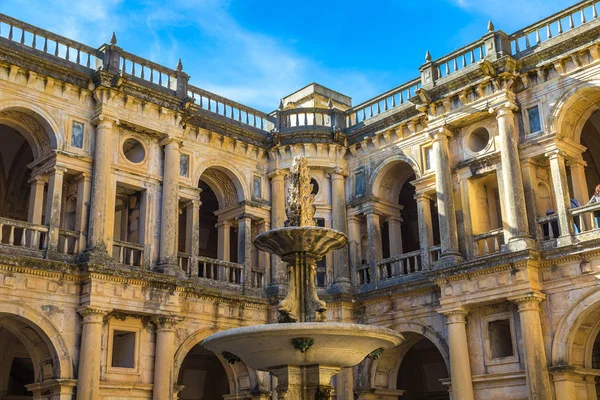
top-left (396, 336), bottom-right (449, 400)
top-left (0, 124), bottom-right (34, 222)
top-left (579, 109), bottom-right (600, 194)
top-left (177, 344), bottom-right (230, 400)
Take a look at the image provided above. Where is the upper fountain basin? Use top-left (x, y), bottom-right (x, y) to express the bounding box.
top-left (202, 322), bottom-right (404, 371)
top-left (253, 226), bottom-right (348, 262)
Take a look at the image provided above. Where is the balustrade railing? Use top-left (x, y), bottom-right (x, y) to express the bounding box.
top-left (178, 252), bottom-right (191, 273)
top-left (188, 85), bottom-right (274, 132)
top-left (251, 269), bottom-right (264, 288)
top-left (428, 245), bottom-right (442, 265)
top-left (570, 202), bottom-right (600, 234)
top-left (473, 228), bottom-right (504, 257)
top-left (0, 217), bottom-right (47, 250)
top-left (356, 265), bottom-right (371, 285)
top-left (119, 50), bottom-right (177, 91)
top-left (537, 214), bottom-right (560, 241)
top-left (377, 250), bottom-right (422, 281)
top-left (196, 256), bottom-right (243, 285)
top-left (435, 40), bottom-right (487, 79)
top-left (509, 0), bottom-right (599, 55)
top-left (0, 13), bottom-right (101, 70)
top-left (279, 108), bottom-right (334, 129)
top-left (58, 229), bottom-right (79, 255)
top-left (345, 78), bottom-right (421, 127)
top-left (112, 240), bottom-right (144, 267)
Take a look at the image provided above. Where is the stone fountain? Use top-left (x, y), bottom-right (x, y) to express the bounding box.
top-left (203, 156), bottom-right (404, 399)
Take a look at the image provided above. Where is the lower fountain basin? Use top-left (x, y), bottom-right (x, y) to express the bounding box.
top-left (253, 226), bottom-right (348, 263)
top-left (202, 322), bottom-right (403, 371)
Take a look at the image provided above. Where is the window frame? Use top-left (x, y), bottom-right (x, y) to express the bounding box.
top-left (525, 104), bottom-right (543, 135)
top-left (481, 311), bottom-right (519, 366)
top-left (106, 323), bottom-right (141, 374)
top-left (68, 118), bottom-right (87, 151)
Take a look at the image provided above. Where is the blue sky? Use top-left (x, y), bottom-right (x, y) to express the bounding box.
top-left (1, 0), bottom-right (575, 111)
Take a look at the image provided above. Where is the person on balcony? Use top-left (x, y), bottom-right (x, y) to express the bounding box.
top-left (586, 184), bottom-right (600, 229)
top-left (543, 209), bottom-right (560, 240)
top-left (571, 198), bottom-right (581, 233)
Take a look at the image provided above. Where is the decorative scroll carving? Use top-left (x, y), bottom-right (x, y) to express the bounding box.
top-left (285, 156), bottom-right (316, 227)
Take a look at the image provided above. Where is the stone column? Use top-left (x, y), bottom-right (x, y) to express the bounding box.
top-left (568, 159), bottom-right (589, 205)
top-left (431, 127), bottom-right (462, 264)
top-left (329, 167), bottom-right (351, 291)
top-left (493, 103), bottom-right (532, 249)
top-left (45, 165), bottom-right (67, 253)
top-left (415, 193), bottom-right (434, 268)
top-left (75, 173), bottom-right (92, 253)
top-left (217, 220), bottom-right (231, 261)
top-left (158, 138), bottom-right (182, 275)
top-left (509, 293), bottom-right (553, 400)
top-left (547, 150), bottom-right (574, 242)
top-left (88, 116), bottom-right (116, 252)
top-left (386, 216), bottom-right (403, 257)
top-left (153, 316), bottom-right (179, 400)
top-left (365, 210), bottom-right (382, 282)
top-left (76, 307), bottom-right (109, 400)
top-left (257, 220), bottom-right (269, 287)
top-left (27, 175), bottom-right (47, 225)
top-left (269, 170), bottom-right (287, 285)
top-left (237, 215), bottom-right (253, 290)
top-left (347, 215), bottom-right (362, 285)
top-left (441, 308), bottom-right (474, 400)
top-left (185, 199), bottom-right (201, 276)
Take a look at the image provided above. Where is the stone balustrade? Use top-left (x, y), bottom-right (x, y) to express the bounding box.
top-left (377, 250), bottom-right (422, 281)
top-left (58, 229), bottom-right (80, 255)
top-left (473, 228), bottom-right (504, 257)
top-left (196, 255), bottom-right (244, 285)
top-left (119, 49), bottom-right (179, 92)
top-left (112, 240), bottom-right (144, 267)
top-left (0, 217), bottom-right (47, 251)
top-left (434, 40), bottom-right (487, 79)
top-left (509, 0), bottom-right (599, 55)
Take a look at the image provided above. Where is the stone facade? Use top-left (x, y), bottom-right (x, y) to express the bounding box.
top-left (1, 2), bottom-right (600, 399)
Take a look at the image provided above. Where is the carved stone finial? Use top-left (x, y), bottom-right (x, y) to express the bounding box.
top-left (176, 58), bottom-right (183, 72)
top-left (488, 20), bottom-right (495, 32)
top-left (425, 50), bottom-right (432, 62)
top-left (279, 99), bottom-right (284, 110)
top-left (327, 97), bottom-right (333, 109)
top-left (285, 156), bottom-right (316, 227)
top-left (110, 32), bottom-right (117, 45)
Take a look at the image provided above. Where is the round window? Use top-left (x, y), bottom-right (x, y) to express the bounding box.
top-left (310, 179), bottom-right (319, 195)
top-left (122, 138), bottom-right (145, 163)
top-left (467, 127), bottom-right (490, 153)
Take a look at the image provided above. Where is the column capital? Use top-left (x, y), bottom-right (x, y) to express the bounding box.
top-left (327, 166), bottom-right (348, 179)
top-left (544, 148), bottom-right (567, 160)
top-left (385, 215), bottom-right (402, 224)
top-left (508, 291), bottom-right (546, 311)
top-left (184, 199), bottom-right (202, 208)
top-left (347, 215), bottom-right (362, 223)
top-left (159, 136), bottom-right (183, 148)
top-left (152, 315), bottom-right (182, 330)
top-left (428, 126), bottom-right (454, 142)
top-left (28, 174), bottom-right (48, 185)
top-left (439, 306), bottom-right (469, 324)
top-left (217, 220), bottom-right (232, 229)
top-left (414, 192), bottom-right (434, 202)
top-left (52, 165), bottom-right (69, 175)
top-left (91, 114), bottom-right (118, 128)
top-left (489, 101), bottom-right (518, 118)
top-left (268, 169), bottom-right (288, 180)
top-left (75, 172), bottom-right (93, 183)
top-left (77, 306), bottom-right (111, 322)
top-left (566, 158), bottom-right (587, 168)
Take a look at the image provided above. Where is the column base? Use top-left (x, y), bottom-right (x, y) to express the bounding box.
top-left (269, 364), bottom-right (339, 400)
top-left (502, 236), bottom-right (536, 252)
top-left (439, 252), bottom-right (464, 267)
top-left (328, 277), bottom-right (354, 294)
top-left (556, 235), bottom-right (575, 247)
top-left (355, 388), bottom-right (406, 400)
top-left (79, 246), bottom-right (115, 267)
top-left (155, 263), bottom-right (187, 279)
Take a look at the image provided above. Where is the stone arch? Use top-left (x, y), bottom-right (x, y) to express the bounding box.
top-left (193, 160), bottom-right (249, 208)
top-left (359, 321), bottom-right (449, 391)
top-left (547, 80), bottom-right (600, 143)
top-left (0, 301), bottom-right (74, 382)
top-left (0, 100), bottom-right (64, 160)
top-left (551, 287), bottom-right (600, 368)
top-left (174, 328), bottom-right (263, 396)
top-left (370, 155), bottom-right (421, 201)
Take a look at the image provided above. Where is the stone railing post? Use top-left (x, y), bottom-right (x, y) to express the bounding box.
top-left (175, 59), bottom-right (189, 99)
top-left (76, 307), bottom-right (109, 400)
top-left (419, 51), bottom-right (438, 88)
top-left (508, 293), bottom-right (553, 400)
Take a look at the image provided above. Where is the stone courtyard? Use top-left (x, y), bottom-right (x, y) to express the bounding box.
top-left (1, 1), bottom-right (600, 399)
